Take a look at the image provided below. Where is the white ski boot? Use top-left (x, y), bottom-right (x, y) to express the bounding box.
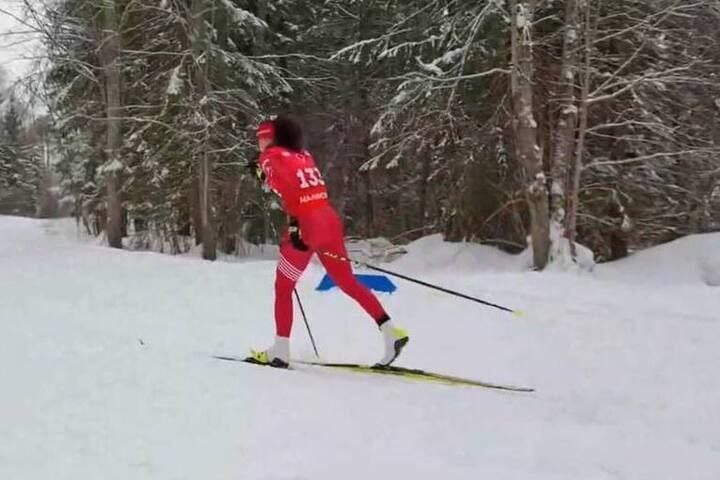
top-left (246, 336), bottom-right (290, 368)
top-left (377, 319), bottom-right (409, 366)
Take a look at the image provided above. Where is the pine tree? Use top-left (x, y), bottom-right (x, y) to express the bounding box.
top-left (21, 0), bottom-right (720, 264)
top-left (0, 96), bottom-right (41, 216)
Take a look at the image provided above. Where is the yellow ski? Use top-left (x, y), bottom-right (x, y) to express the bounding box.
top-left (296, 360), bottom-right (534, 392)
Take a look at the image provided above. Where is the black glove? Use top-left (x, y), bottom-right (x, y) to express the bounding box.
top-left (288, 217), bottom-right (309, 251)
top-left (245, 161), bottom-right (265, 182)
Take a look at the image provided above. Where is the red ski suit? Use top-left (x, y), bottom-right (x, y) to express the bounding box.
top-left (259, 146), bottom-right (387, 338)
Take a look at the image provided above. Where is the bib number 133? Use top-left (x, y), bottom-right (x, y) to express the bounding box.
top-left (296, 168), bottom-right (325, 189)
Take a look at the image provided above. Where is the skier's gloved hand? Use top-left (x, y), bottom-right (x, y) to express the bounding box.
top-left (245, 161), bottom-right (265, 182)
top-left (288, 217), bottom-right (309, 251)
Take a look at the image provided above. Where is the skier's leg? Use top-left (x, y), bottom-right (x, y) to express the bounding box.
top-left (318, 244), bottom-right (387, 323)
top-left (304, 207), bottom-right (408, 365)
top-left (248, 240), bottom-right (312, 367)
top-left (318, 242), bottom-right (409, 365)
top-left (274, 241), bottom-right (313, 338)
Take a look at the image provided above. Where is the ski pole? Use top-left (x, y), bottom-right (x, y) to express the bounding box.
top-left (294, 288), bottom-right (320, 357)
top-left (319, 251), bottom-right (523, 316)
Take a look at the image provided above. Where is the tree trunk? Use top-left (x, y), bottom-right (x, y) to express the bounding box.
top-left (218, 178), bottom-right (239, 254)
top-left (215, 4), bottom-right (236, 254)
top-left (199, 141), bottom-right (216, 260)
top-left (189, 175), bottom-right (203, 244)
top-left (550, 0), bottom-right (579, 227)
top-left (364, 170), bottom-right (374, 238)
top-left (418, 148), bottom-right (432, 235)
top-left (253, 0), bottom-right (268, 51)
top-left (191, 0), bottom-right (216, 260)
top-left (177, 192), bottom-right (191, 237)
top-left (325, 116), bottom-right (351, 219)
top-left (565, 0), bottom-right (592, 258)
top-left (510, 0), bottom-right (549, 270)
top-left (101, 0), bottom-right (123, 249)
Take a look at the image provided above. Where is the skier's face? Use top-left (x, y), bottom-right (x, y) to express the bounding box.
top-left (258, 137), bottom-right (273, 152)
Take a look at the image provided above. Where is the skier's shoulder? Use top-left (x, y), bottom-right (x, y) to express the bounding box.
top-left (261, 146), bottom-right (315, 166)
top-left (259, 146), bottom-right (290, 175)
top-left (260, 145), bottom-right (292, 162)
top-left (295, 148), bottom-right (317, 166)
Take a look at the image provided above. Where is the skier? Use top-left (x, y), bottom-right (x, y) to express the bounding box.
top-left (245, 115), bottom-right (409, 368)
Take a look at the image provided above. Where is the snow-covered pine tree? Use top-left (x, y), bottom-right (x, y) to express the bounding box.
top-left (41, 0), bottom-right (293, 255)
top-left (332, 0), bottom-right (720, 266)
top-left (24, 0), bottom-right (720, 263)
top-left (0, 95), bottom-right (41, 216)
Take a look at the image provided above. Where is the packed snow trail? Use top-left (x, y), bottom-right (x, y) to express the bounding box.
top-left (1, 216), bottom-right (719, 480)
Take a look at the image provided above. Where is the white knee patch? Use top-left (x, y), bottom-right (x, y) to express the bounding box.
top-left (277, 254), bottom-right (303, 281)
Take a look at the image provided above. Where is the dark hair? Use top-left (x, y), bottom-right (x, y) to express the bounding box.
top-left (272, 115), bottom-right (304, 151)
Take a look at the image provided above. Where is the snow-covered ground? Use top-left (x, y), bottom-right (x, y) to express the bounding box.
top-left (1, 216), bottom-right (719, 480)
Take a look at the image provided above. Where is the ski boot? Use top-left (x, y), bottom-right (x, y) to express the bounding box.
top-left (377, 317), bottom-right (409, 367)
top-left (245, 336), bottom-right (290, 368)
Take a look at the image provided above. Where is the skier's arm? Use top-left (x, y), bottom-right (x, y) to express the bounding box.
top-left (245, 161), bottom-right (265, 182)
top-left (259, 151), bottom-right (285, 198)
top-left (287, 217), bottom-right (309, 251)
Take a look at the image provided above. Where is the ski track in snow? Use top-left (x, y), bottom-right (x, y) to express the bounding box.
top-left (1, 216), bottom-right (719, 480)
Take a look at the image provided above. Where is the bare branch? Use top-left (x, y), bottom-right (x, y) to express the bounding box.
top-left (584, 149), bottom-right (720, 170)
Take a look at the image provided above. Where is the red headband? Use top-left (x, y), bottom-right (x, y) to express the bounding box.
top-left (256, 121), bottom-right (275, 140)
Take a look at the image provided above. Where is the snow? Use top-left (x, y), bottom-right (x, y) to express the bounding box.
top-left (562, 104), bottom-right (578, 115)
top-left (391, 88), bottom-right (410, 105)
top-left (166, 65), bottom-right (183, 95)
top-left (595, 232), bottom-right (720, 287)
top-left (346, 237), bottom-right (406, 264)
top-left (2, 216), bottom-right (720, 480)
top-left (392, 234), bottom-right (520, 273)
top-left (516, 4), bottom-right (531, 29)
top-left (98, 159), bottom-right (123, 173)
top-left (439, 47), bottom-right (465, 66)
top-left (543, 222), bottom-right (596, 273)
top-left (219, 0), bottom-right (267, 29)
top-left (370, 116), bottom-right (386, 136)
top-left (385, 156), bottom-right (400, 169)
top-left (551, 181), bottom-right (564, 196)
top-left (567, 27), bottom-right (578, 44)
top-left (416, 56), bottom-right (444, 77)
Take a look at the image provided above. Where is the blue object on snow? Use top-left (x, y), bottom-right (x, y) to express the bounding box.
top-left (316, 273), bottom-right (397, 294)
